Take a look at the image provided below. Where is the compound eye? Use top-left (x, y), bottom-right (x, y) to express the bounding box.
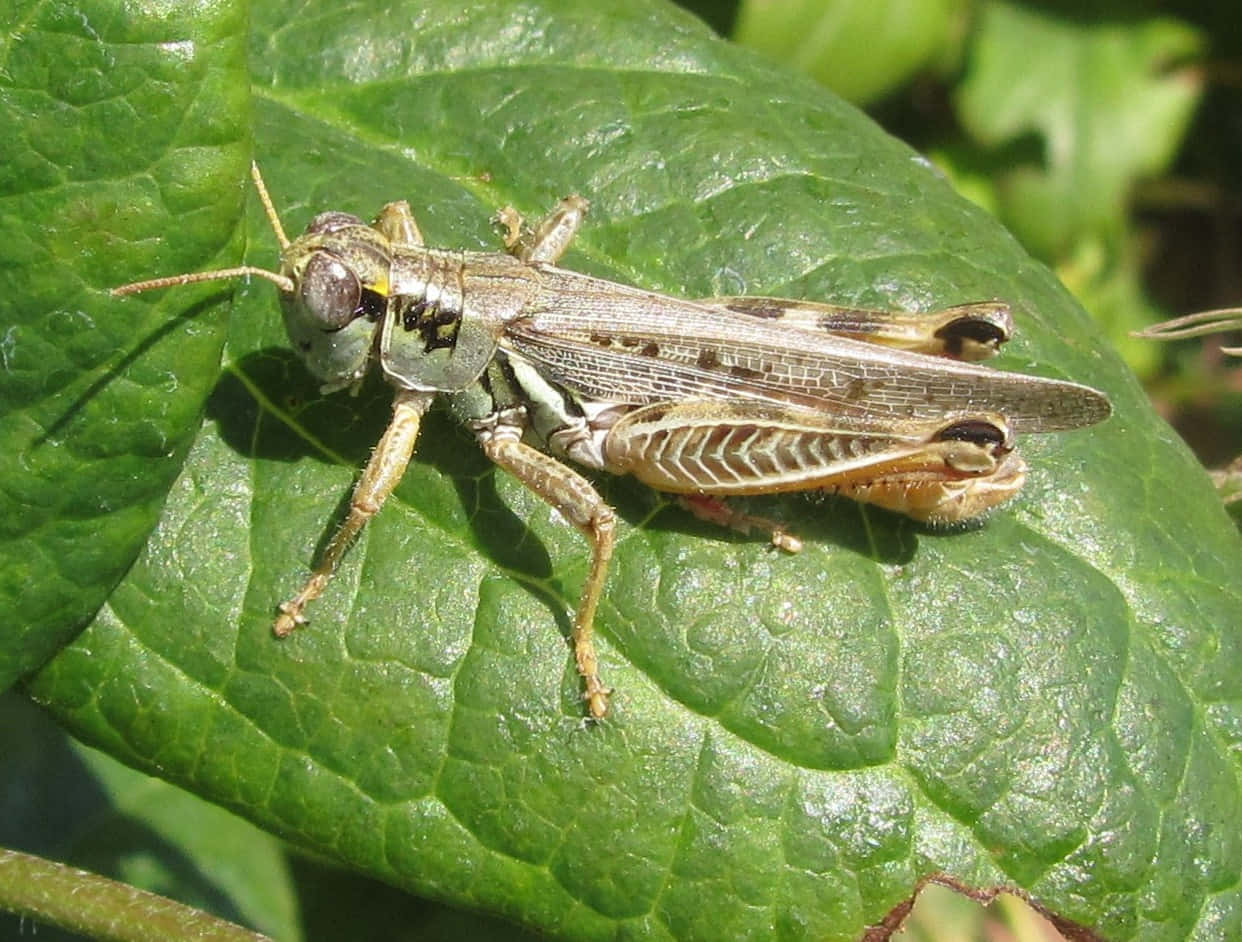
top-left (300, 253), bottom-right (361, 329)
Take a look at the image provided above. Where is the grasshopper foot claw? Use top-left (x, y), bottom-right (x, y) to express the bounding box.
top-left (274, 601), bottom-right (307, 638)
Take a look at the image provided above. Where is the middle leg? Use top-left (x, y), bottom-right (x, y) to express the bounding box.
top-left (477, 418), bottom-right (617, 719)
top-left (496, 195), bottom-right (590, 265)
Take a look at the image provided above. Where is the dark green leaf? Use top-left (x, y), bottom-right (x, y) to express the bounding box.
top-left (0, 0), bottom-right (248, 686)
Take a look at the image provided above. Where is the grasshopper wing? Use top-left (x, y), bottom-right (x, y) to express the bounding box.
top-left (507, 269), bottom-right (1111, 434)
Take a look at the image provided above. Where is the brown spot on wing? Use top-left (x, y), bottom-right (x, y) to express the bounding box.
top-left (726, 300), bottom-right (789, 319)
top-left (729, 364), bottom-right (764, 381)
top-left (843, 378), bottom-right (868, 401)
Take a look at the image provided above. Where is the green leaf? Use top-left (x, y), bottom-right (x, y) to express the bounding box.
top-left (8, 0), bottom-right (1242, 938)
top-left (0, 0), bottom-right (248, 686)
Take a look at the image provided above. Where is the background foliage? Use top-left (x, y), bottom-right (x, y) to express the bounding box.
top-left (2, 0), bottom-right (1241, 939)
top-left (709, 0), bottom-right (1242, 468)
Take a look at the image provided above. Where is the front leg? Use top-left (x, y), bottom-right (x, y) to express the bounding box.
top-left (496, 195), bottom-right (590, 265)
top-left (275, 389), bottom-right (434, 636)
top-left (476, 415), bottom-right (617, 719)
top-left (374, 200), bottom-right (425, 248)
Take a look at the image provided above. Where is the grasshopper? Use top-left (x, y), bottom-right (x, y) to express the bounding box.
top-left (114, 163), bottom-right (1111, 718)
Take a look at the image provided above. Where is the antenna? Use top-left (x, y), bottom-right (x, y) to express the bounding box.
top-left (111, 161), bottom-right (296, 297)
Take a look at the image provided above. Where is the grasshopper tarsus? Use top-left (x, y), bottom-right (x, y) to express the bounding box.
top-left (274, 574), bottom-right (329, 637)
top-left (494, 206), bottom-right (524, 250)
top-left (770, 531), bottom-right (803, 554)
top-left (273, 602), bottom-right (307, 638)
top-left (584, 688), bottom-right (613, 721)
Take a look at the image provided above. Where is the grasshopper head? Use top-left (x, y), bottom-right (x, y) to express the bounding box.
top-left (111, 164), bottom-right (392, 395)
top-left (280, 212), bottom-right (390, 393)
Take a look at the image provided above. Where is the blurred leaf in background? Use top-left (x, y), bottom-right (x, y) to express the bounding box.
top-left (734, 0), bottom-right (972, 104)
top-left (953, 3), bottom-right (1202, 368)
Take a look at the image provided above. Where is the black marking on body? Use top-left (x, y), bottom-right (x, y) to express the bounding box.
top-left (401, 297), bottom-right (429, 332)
top-left (934, 318), bottom-right (1007, 357)
top-left (585, 331), bottom-right (660, 358)
top-left (398, 294), bottom-right (462, 353)
top-left (936, 420), bottom-right (1007, 448)
top-left (358, 288), bottom-right (386, 322)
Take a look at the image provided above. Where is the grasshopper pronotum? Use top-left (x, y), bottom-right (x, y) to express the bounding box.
top-left (115, 164), bottom-right (1111, 718)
